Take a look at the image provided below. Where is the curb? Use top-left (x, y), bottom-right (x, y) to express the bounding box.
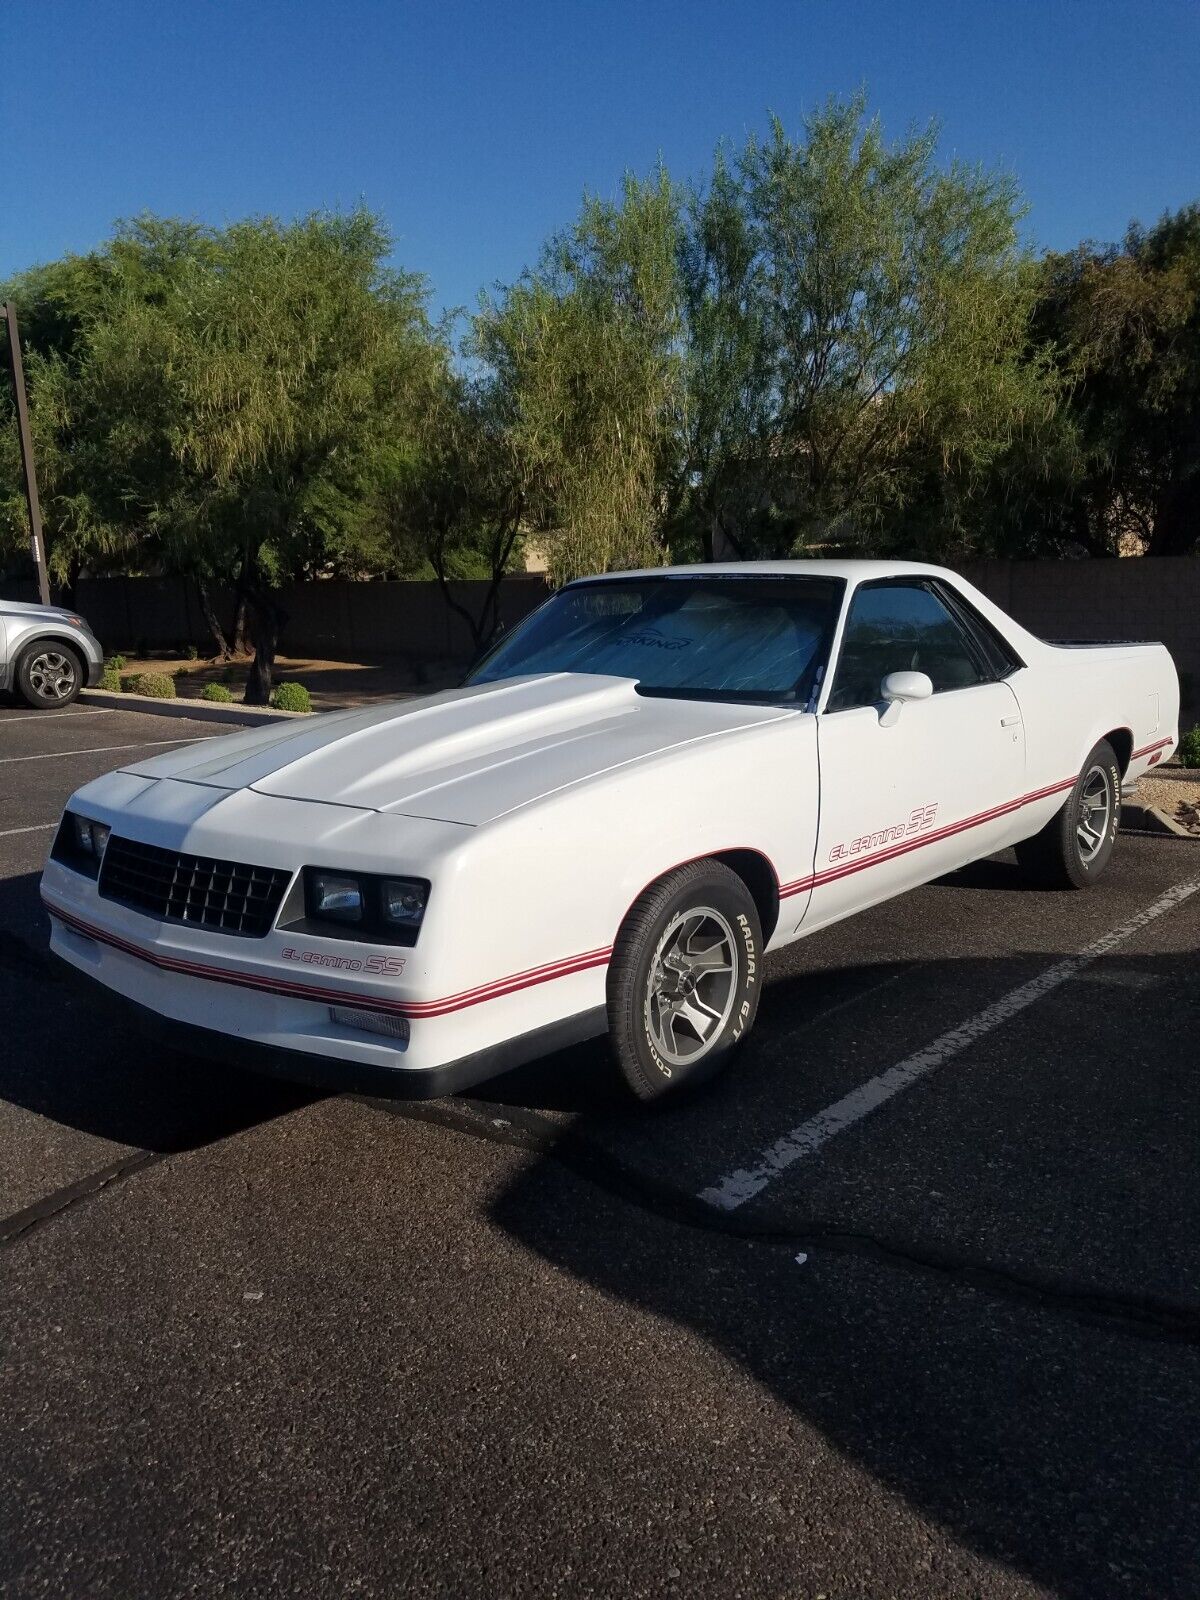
top-left (80, 689), bottom-right (309, 726)
top-left (1120, 802), bottom-right (1198, 840)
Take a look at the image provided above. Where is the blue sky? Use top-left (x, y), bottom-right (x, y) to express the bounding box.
top-left (3, 0), bottom-right (1198, 322)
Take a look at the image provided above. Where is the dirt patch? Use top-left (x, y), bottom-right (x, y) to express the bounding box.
top-left (111, 653), bottom-right (462, 712)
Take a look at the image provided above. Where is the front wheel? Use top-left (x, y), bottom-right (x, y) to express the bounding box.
top-left (1015, 739), bottom-right (1121, 889)
top-left (15, 641), bottom-right (83, 709)
top-left (607, 860), bottom-right (762, 1102)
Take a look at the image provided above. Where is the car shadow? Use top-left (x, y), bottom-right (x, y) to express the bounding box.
top-left (0, 870), bottom-right (315, 1154)
top-left (482, 945), bottom-right (1200, 1598)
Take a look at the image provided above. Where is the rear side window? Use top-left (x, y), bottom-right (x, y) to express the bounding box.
top-left (827, 582), bottom-right (986, 711)
top-left (934, 582), bottom-right (1023, 678)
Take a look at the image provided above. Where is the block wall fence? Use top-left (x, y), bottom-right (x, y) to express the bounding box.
top-left (3, 559), bottom-right (1197, 712)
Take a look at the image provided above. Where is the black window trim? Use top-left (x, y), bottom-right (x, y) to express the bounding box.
top-left (929, 578), bottom-right (1025, 679)
top-left (823, 575), bottom-right (1004, 714)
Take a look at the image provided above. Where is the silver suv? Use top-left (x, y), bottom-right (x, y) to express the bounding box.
top-left (0, 599), bottom-right (105, 708)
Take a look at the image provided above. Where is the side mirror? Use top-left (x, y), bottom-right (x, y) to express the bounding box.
top-left (879, 669), bottom-right (933, 727)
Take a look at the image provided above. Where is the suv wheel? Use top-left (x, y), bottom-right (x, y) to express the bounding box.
top-left (15, 642), bottom-right (84, 709)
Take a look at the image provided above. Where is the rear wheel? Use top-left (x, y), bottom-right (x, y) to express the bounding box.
top-left (15, 641), bottom-right (83, 709)
top-left (607, 860), bottom-right (762, 1102)
top-left (1015, 738), bottom-right (1121, 889)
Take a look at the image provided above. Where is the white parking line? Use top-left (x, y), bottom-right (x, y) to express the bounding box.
top-left (0, 822), bottom-right (57, 837)
top-left (0, 707), bottom-right (115, 720)
top-left (1, 738), bottom-right (209, 764)
top-left (699, 875), bottom-right (1200, 1212)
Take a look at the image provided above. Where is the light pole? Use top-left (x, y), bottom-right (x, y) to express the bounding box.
top-left (2, 300), bottom-right (51, 606)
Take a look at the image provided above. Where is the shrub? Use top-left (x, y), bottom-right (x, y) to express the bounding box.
top-left (185, 644), bottom-right (199, 660)
top-left (1177, 725), bottom-right (1200, 769)
top-left (98, 668), bottom-right (122, 692)
top-left (270, 681), bottom-right (312, 713)
top-left (105, 653), bottom-right (127, 672)
top-left (200, 681), bottom-right (234, 703)
top-left (123, 671), bottom-right (177, 699)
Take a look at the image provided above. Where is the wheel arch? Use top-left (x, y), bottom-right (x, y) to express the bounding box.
top-left (17, 631), bottom-right (86, 670)
top-left (1099, 726), bottom-right (1133, 777)
top-left (619, 847), bottom-right (782, 946)
top-left (711, 848), bottom-right (781, 943)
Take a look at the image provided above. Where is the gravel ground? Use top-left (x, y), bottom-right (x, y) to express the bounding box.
top-left (1136, 768), bottom-right (1200, 833)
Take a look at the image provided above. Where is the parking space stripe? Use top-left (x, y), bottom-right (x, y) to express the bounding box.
top-left (0, 707), bottom-right (115, 721)
top-left (698, 875), bottom-right (1200, 1212)
top-left (2, 738), bottom-right (209, 764)
top-left (0, 823), bottom-right (57, 838)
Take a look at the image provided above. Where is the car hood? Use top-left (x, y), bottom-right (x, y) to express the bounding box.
top-left (2, 599), bottom-right (87, 623)
top-left (119, 673), bottom-right (792, 827)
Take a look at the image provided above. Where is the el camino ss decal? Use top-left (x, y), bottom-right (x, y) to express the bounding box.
top-left (829, 803), bottom-right (939, 863)
top-left (282, 947), bottom-right (406, 976)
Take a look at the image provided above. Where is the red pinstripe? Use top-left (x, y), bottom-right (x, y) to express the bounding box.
top-left (1131, 737), bottom-right (1173, 760)
top-left (781, 771), bottom-right (1087, 898)
top-left (44, 736), bottom-right (1174, 1018)
top-left (778, 736), bottom-right (1175, 899)
top-left (45, 900), bottom-right (612, 1020)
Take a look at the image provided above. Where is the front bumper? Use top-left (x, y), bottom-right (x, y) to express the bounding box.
top-left (44, 893), bottom-right (610, 1098)
top-left (55, 957), bottom-right (606, 1098)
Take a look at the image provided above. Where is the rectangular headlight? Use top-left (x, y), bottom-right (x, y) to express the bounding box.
top-left (309, 872), bottom-right (364, 923)
top-left (53, 811), bottom-right (111, 878)
top-left (288, 868), bottom-right (431, 945)
top-left (382, 878), bottom-right (427, 928)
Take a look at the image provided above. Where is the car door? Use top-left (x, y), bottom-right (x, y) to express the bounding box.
top-left (801, 579), bottom-right (1026, 932)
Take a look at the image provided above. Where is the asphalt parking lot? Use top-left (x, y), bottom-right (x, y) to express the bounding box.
top-left (2, 701), bottom-right (1199, 1599)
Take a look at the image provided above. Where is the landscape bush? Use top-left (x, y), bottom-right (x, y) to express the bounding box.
top-left (105, 654), bottom-right (126, 672)
top-left (122, 671), bottom-right (177, 698)
top-left (200, 681), bottom-right (234, 702)
top-left (98, 668), bottom-right (122, 692)
top-left (270, 681), bottom-right (312, 713)
top-left (1177, 726), bottom-right (1200, 768)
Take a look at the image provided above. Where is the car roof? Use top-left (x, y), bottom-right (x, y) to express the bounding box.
top-left (570, 559), bottom-right (962, 585)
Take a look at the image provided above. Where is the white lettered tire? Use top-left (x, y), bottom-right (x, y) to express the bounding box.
top-left (607, 860), bottom-right (762, 1102)
top-left (1015, 738), bottom-right (1121, 889)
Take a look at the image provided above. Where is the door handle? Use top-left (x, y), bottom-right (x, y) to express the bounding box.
top-left (1000, 715), bottom-right (1021, 727)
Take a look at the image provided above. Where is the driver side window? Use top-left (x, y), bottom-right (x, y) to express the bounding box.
top-left (826, 583), bottom-right (985, 712)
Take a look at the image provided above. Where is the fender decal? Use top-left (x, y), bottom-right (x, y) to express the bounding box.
top-left (43, 900), bottom-right (612, 1020)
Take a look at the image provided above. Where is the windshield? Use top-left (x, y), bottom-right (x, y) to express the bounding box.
top-left (468, 576), bottom-right (844, 704)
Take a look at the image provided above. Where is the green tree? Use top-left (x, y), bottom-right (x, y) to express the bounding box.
top-left (381, 371), bottom-right (528, 651)
top-left (3, 211), bottom-right (444, 699)
top-left (140, 211), bottom-right (443, 699)
top-left (675, 96), bottom-right (1056, 561)
top-left (470, 169), bottom-right (685, 584)
top-left (1033, 206), bottom-right (1200, 556)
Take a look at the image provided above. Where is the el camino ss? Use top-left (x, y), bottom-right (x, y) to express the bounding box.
top-left (41, 562), bottom-right (1179, 1102)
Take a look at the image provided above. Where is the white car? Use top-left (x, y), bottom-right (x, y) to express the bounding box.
top-left (41, 561), bottom-right (1179, 1101)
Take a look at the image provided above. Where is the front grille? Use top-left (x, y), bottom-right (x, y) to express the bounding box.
top-left (98, 836), bottom-right (291, 937)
